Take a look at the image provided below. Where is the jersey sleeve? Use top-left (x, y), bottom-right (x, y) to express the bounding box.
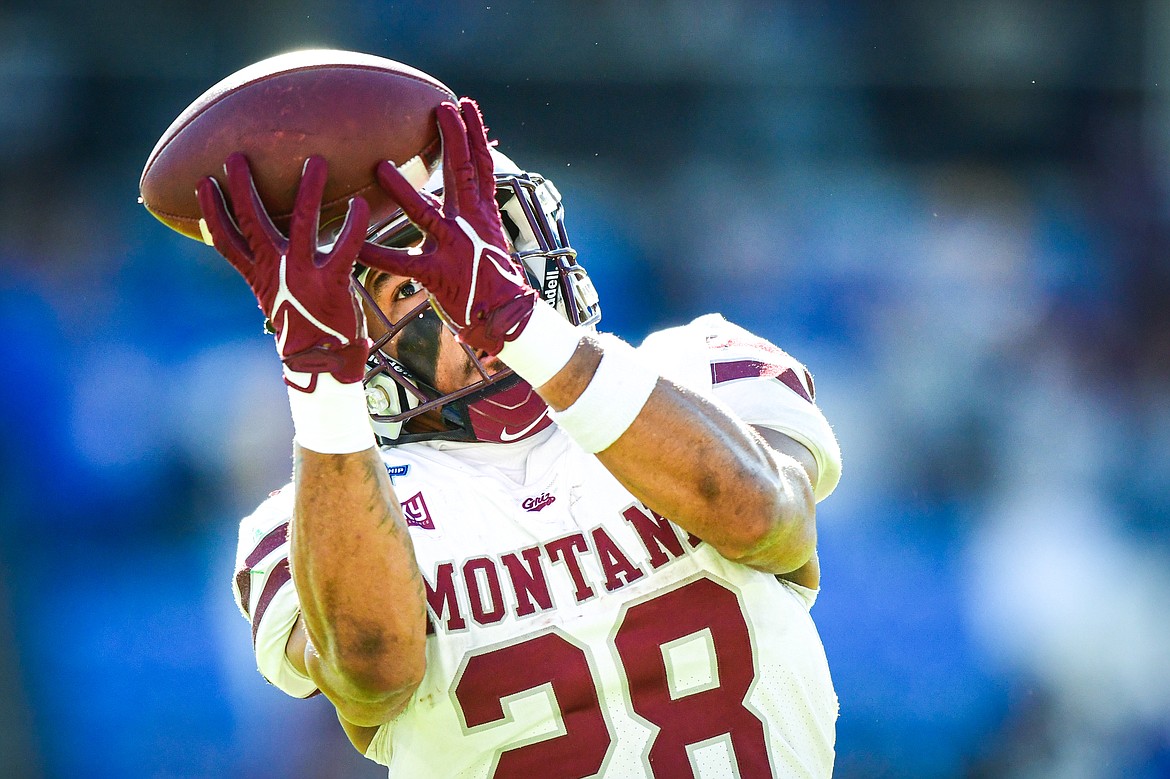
top-left (232, 485), bottom-right (319, 699)
top-left (638, 314), bottom-right (842, 502)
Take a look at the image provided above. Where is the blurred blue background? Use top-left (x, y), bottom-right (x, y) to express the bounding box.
top-left (1, 1), bottom-right (1168, 776)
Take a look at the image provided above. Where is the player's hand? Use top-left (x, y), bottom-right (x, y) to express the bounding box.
top-left (196, 154), bottom-right (372, 390)
top-left (358, 98), bottom-right (539, 356)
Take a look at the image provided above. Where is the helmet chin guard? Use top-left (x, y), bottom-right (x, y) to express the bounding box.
top-left (358, 149), bottom-right (601, 446)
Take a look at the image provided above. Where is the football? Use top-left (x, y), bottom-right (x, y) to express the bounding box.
top-left (139, 49), bottom-right (455, 243)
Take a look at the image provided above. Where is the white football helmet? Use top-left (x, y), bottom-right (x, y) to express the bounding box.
top-left (356, 148), bottom-right (601, 446)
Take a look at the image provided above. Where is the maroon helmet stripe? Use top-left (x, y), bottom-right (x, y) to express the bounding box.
top-left (710, 360), bottom-right (812, 402)
top-left (246, 522), bottom-right (289, 567)
top-left (252, 558), bottom-right (292, 645)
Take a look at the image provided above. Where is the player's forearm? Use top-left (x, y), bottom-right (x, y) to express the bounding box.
top-left (540, 339), bottom-right (817, 574)
top-left (290, 445), bottom-right (428, 696)
top-left (601, 384), bottom-right (816, 573)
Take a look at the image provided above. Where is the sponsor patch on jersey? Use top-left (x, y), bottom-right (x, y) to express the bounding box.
top-left (385, 463), bottom-right (411, 483)
top-left (402, 491), bottom-right (435, 530)
top-left (522, 492), bottom-right (556, 512)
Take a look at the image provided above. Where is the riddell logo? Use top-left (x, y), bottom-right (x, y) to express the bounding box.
top-left (522, 493), bottom-right (556, 512)
top-left (542, 267), bottom-right (559, 305)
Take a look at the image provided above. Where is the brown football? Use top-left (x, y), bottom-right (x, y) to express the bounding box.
top-left (139, 49), bottom-right (455, 242)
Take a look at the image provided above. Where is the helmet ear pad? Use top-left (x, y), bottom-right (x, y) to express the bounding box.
top-left (363, 358), bottom-right (423, 443)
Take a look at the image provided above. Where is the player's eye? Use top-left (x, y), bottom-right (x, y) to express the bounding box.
top-left (396, 279), bottom-right (425, 300)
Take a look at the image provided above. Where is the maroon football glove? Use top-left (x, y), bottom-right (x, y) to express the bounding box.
top-left (358, 98), bottom-right (539, 356)
top-left (196, 154), bottom-right (371, 390)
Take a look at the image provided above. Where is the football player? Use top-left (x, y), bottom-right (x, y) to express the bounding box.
top-left (209, 96), bottom-right (843, 777)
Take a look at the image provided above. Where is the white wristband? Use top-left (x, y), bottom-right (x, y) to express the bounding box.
top-left (497, 302), bottom-right (582, 388)
top-left (286, 373), bottom-right (377, 454)
top-left (550, 334), bottom-right (659, 453)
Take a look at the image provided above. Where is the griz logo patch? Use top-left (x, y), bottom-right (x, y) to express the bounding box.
top-left (522, 492), bottom-right (555, 512)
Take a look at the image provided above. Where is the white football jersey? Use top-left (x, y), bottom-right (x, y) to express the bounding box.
top-left (233, 314), bottom-right (842, 778)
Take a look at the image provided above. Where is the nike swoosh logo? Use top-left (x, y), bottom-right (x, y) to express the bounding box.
top-left (498, 408), bottom-right (550, 442)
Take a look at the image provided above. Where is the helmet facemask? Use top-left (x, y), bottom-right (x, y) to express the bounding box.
top-left (357, 155), bottom-right (601, 446)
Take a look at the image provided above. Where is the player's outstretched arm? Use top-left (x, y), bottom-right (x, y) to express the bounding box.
top-left (538, 339), bottom-right (819, 576)
top-left (198, 155), bottom-right (427, 727)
